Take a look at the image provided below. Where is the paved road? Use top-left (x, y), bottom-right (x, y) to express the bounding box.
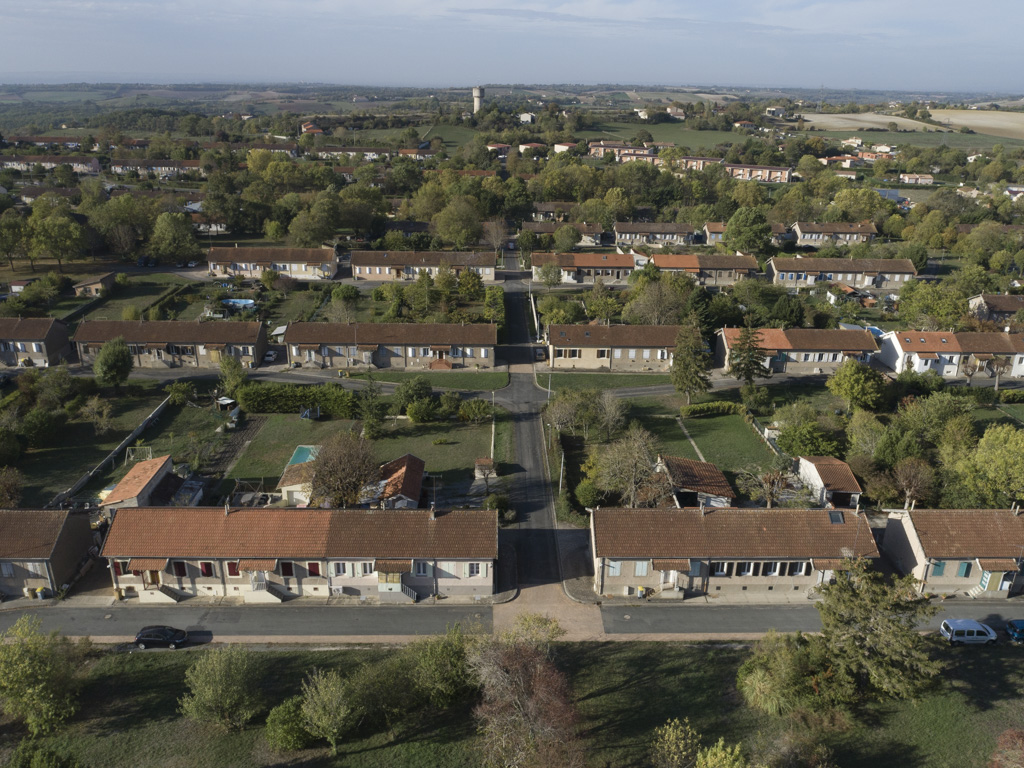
top-left (0, 604), bottom-right (492, 640)
top-left (600, 600), bottom-right (1024, 635)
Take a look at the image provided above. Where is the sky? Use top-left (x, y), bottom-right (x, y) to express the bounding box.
top-left (1, 0), bottom-right (1021, 93)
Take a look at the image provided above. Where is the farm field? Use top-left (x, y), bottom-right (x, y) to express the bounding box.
top-left (575, 121), bottom-right (742, 148)
top-left (5, 640), bottom-right (1021, 768)
top-left (796, 111), bottom-right (927, 132)
top-left (930, 109), bottom-right (1024, 140)
top-left (811, 129), bottom-right (1024, 149)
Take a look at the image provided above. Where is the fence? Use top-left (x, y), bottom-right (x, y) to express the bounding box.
top-left (47, 395), bottom-right (172, 509)
top-left (747, 413), bottom-right (784, 456)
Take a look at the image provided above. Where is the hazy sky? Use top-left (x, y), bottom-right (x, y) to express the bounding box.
top-left (1, 0), bottom-right (1021, 92)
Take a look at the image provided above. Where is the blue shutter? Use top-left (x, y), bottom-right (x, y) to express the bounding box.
top-left (957, 561), bottom-right (972, 578)
top-left (931, 561), bottom-right (945, 577)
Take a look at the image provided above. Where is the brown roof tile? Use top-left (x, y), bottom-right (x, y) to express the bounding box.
top-left (652, 253), bottom-right (758, 271)
top-left (615, 222), bottom-right (694, 235)
top-left (720, 327), bottom-right (877, 353)
top-left (532, 252), bottom-right (634, 269)
top-left (521, 222), bottom-right (604, 236)
top-left (73, 320), bottom-right (263, 346)
top-left (379, 454), bottom-right (425, 502)
top-left (976, 294), bottom-right (1024, 313)
top-left (592, 507), bottom-right (879, 560)
top-left (350, 251), bottom-right (496, 269)
top-left (549, 324), bottom-right (680, 348)
top-left (101, 507), bottom-right (497, 560)
top-left (907, 509), bottom-right (1024, 560)
top-left (284, 322), bottom-right (496, 346)
top-left (793, 222), bottom-right (878, 235)
top-left (0, 317), bottom-right (63, 341)
top-left (659, 455), bottom-right (735, 499)
top-left (277, 462), bottom-right (314, 490)
top-left (0, 509), bottom-right (73, 560)
top-left (887, 331), bottom-right (962, 353)
top-left (771, 257), bottom-right (916, 274)
top-left (103, 455), bottom-right (171, 507)
top-left (207, 247), bottom-right (334, 265)
top-left (801, 456), bottom-right (862, 493)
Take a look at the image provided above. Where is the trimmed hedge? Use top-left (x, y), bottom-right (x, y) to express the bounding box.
top-left (945, 386), bottom-right (997, 405)
top-left (236, 382), bottom-right (356, 418)
top-left (679, 401), bottom-right (746, 418)
top-left (1000, 389), bottom-right (1024, 403)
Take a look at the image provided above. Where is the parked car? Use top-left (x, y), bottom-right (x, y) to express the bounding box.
top-left (1006, 619), bottom-right (1024, 643)
top-left (939, 619), bottom-right (997, 646)
top-left (134, 625), bottom-right (188, 650)
top-left (264, 350), bottom-right (279, 363)
top-left (187, 261), bottom-right (198, 268)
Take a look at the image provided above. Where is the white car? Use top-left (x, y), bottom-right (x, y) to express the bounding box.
top-left (939, 619), bottom-right (997, 646)
top-left (187, 261), bottom-right (198, 268)
top-left (263, 351), bottom-right (279, 363)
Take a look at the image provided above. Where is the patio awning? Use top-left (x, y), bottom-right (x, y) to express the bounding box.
top-left (429, 345), bottom-right (451, 351)
top-left (296, 344), bottom-right (319, 350)
top-left (205, 343), bottom-right (227, 349)
top-left (374, 559), bottom-right (412, 574)
top-left (973, 353), bottom-right (994, 361)
top-left (128, 558), bottom-right (168, 571)
top-left (653, 559), bottom-right (690, 572)
top-left (917, 353), bottom-right (939, 360)
top-left (812, 558), bottom-right (847, 570)
top-left (144, 343), bottom-right (166, 350)
top-left (356, 344), bottom-right (378, 351)
top-left (238, 559), bottom-right (277, 571)
top-left (978, 558), bottom-right (1019, 572)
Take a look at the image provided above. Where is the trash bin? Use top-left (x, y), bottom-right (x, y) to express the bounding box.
top-left (34, 587), bottom-right (46, 600)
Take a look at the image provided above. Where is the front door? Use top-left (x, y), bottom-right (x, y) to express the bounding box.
top-left (144, 570), bottom-right (160, 588)
top-left (1000, 572), bottom-right (1014, 591)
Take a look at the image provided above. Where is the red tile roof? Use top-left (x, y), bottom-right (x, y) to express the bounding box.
top-left (284, 322), bottom-right (496, 346)
top-left (549, 324), bottom-right (680, 348)
top-left (103, 455), bottom-right (172, 507)
top-left (102, 507), bottom-right (498, 560)
top-left (770, 257), bottom-right (916, 275)
top-left (0, 509), bottom-right (74, 560)
top-left (906, 509), bottom-right (1024, 560)
top-left (659, 455), bottom-right (735, 499)
top-left (532, 252), bottom-right (633, 269)
top-left (800, 456), bottom-right (861, 494)
top-left (719, 327), bottom-right (877, 354)
top-left (379, 454), bottom-right (425, 502)
top-left (0, 317), bottom-right (63, 341)
top-left (652, 253), bottom-right (758, 271)
top-left (73, 320), bottom-right (263, 346)
top-left (350, 251), bottom-right (495, 269)
top-left (207, 247), bottom-right (334, 265)
top-left (592, 507), bottom-right (879, 560)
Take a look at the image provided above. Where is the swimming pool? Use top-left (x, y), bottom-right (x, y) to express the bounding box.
top-left (288, 445), bottom-right (319, 465)
top-left (222, 298), bottom-right (255, 308)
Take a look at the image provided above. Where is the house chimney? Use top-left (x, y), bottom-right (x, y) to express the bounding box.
top-left (700, 499), bottom-right (708, 515)
top-left (429, 502), bottom-right (435, 521)
top-left (224, 501), bottom-right (230, 516)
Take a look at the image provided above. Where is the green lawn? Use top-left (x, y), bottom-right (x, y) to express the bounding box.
top-left (420, 123), bottom-right (479, 148)
top-left (575, 122), bottom-right (741, 149)
top-left (227, 408), bottom-right (514, 489)
top-left (628, 395), bottom-right (699, 461)
top-left (82, 274), bottom-right (190, 321)
top-left (542, 372), bottom-right (672, 391)
top-left (18, 382), bottom-right (168, 507)
top-left (973, 406), bottom-right (1014, 432)
top-left (8, 641), bottom-right (1021, 768)
top-left (350, 371), bottom-right (509, 390)
top-left (264, 287), bottom-right (326, 327)
top-left (998, 403), bottom-right (1024, 424)
top-left (682, 414), bottom-right (775, 475)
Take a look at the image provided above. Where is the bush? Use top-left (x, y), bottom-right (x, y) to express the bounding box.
top-left (235, 383), bottom-right (356, 418)
top-left (0, 427), bottom-right (22, 464)
top-left (1001, 389), bottom-right (1024, 403)
top-left (21, 407), bottom-right (67, 448)
top-left (405, 397), bottom-right (436, 423)
top-left (680, 401), bottom-right (745, 418)
top-left (178, 646), bottom-right (263, 731)
top-left (7, 740), bottom-right (84, 768)
top-left (265, 696), bottom-right (315, 752)
top-left (946, 385), bottom-right (997, 405)
top-left (740, 383), bottom-right (773, 415)
top-left (575, 479), bottom-right (601, 508)
top-left (437, 390), bottom-right (461, 418)
top-left (485, 493), bottom-right (509, 516)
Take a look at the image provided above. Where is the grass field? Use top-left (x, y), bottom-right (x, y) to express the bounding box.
top-left (543, 372), bottom-right (672, 391)
top-left (998, 403), bottom-right (1024, 424)
top-left (18, 381), bottom-right (168, 507)
top-left (82, 274), bottom-right (190, 321)
top-left (684, 414), bottom-right (775, 475)
top-left (7, 640), bottom-right (1023, 768)
top-left (574, 122), bottom-right (740, 149)
top-left (228, 408), bottom-right (514, 489)
top-left (350, 371), bottom-right (510, 390)
top-left (628, 395), bottom-right (699, 461)
top-left (420, 124), bottom-right (479, 148)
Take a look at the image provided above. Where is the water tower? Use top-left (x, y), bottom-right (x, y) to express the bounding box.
top-left (473, 86), bottom-right (485, 113)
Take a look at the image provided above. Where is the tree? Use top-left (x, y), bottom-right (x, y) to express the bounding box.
top-left (671, 319), bottom-right (711, 405)
top-left (595, 390), bottom-right (626, 440)
top-left (458, 268), bottom-right (484, 301)
top-left (826, 359), bottom-right (885, 412)
top-left (538, 260), bottom-right (563, 288)
top-left (260, 269), bottom-right (280, 291)
top-left (301, 668), bottom-right (350, 755)
top-left (393, 375), bottom-right (433, 414)
top-left (595, 422), bottom-right (658, 507)
top-left (179, 646), bottom-right (262, 730)
top-left (80, 395), bottom-right (113, 436)
top-left (0, 210), bottom-right (26, 269)
top-left (165, 380), bottom-right (197, 406)
top-left (777, 422), bottom-right (841, 457)
top-left (954, 423), bottom-right (1024, 507)
top-left (650, 717), bottom-right (700, 768)
top-left (623, 280), bottom-right (686, 325)
top-left (459, 398), bottom-right (492, 425)
top-left (553, 224), bottom-right (582, 252)
top-left (816, 558), bottom-right (941, 703)
top-left (409, 625), bottom-right (476, 709)
top-left (93, 336), bottom-right (133, 391)
top-left (218, 355), bottom-right (247, 397)
top-left (724, 207), bottom-right (771, 254)
top-left (518, 229), bottom-right (536, 261)
top-left (308, 430), bottom-right (379, 507)
top-left (737, 455), bottom-right (790, 508)
top-left (30, 214), bottom-right (84, 271)
top-left (727, 326), bottom-right (770, 385)
top-left (265, 696), bottom-right (315, 751)
top-left (483, 219), bottom-right (506, 256)
top-left (892, 457), bottom-right (934, 509)
top-left (149, 212), bottom-right (199, 261)
top-left (432, 196), bottom-right (482, 249)
top-left (0, 616), bottom-right (84, 736)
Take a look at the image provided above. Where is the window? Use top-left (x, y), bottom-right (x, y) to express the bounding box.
top-left (227, 561), bottom-right (239, 577)
top-left (172, 561), bottom-right (186, 578)
top-left (957, 561), bottom-right (972, 578)
top-left (408, 347), bottom-right (415, 357)
top-left (764, 562), bottom-right (780, 576)
top-left (828, 511), bottom-right (845, 525)
top-left (468, 563), bottom-right (481, 577)
top-left (362, 561), bottom-right (374, 575)
top-left (738, 561), bottom-right (755, 576)
top-left (280, 561), bottom-right (294, 577)
top-left (333, 562), bottom-right (347, 577)
top-left (608, 560), bottom-right (622, 577)
top-left (614, 349), bottom-right (622, 359)
top-left (628, 349), bottom-right (637, 359)
top-left (643, 349), bottom-right (651, 359)
top-left (415, 561), bottom-right (430, 577)
top-left (421, 347), bottom-right (430, 357)
top-left (199, 562), bottom-right (214, 578)
top-left (597, 349), bottom-right (609, 359)
top-left (712, 562), bottom-right (730, 576)
top-left (635, 561), bottom-right (649, 577)
top-left (657, 349), bottom-right (668, 360)
top-left (307, 562), bottom-right (321, 577)
top-left (787, 561), bottom-right (809, 576)
top-left (931, 561), bottom-right (945, 577)
top-left (688, 561), bottom-right (702, 577)
top-left (481, 348), bottom-right (489, 359)
top-left (465, 347), bottom-right (474, 358)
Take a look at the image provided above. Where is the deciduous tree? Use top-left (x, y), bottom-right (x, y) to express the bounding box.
top-left (93, 336), bottom-right (134, 391)
top-left (301, 668), bottom-right (350, 756)
top-left (178, 646), bottom-right (262, 730)
top-left (308, 430), bottom-right (379, 507)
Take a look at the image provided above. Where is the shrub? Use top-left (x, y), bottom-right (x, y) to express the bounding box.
top-left (265, 696), bottom-right (315, 751)
top-left (178, 646), bottom-right (262, 731)
top-left (0, 427), bottom-right (22, 464)
top-left (21, 407), bottom-right (67, 448)
top-left (1001, 389), bottom-right (1024, 403)
top-left (485, 493), bottom-right (509, 516)
top-left (575, 479), bottom-right (601, 508)
top-left (679, 401), bottom-right (745, 418)
top-left (235, 383), bottom-right (356, 418)
top-left (7, 740), bottom-right (84, 768)
top-left (945, 385), bottom-right (997, 405)
top-left (437, 390), bottom-right (461, 417)
top-left (114, 272), bottom-right (130, 287)
top-left (405, 397), bottom-right (436, 423)
top-left (740, 383), bottom-right (773, 415)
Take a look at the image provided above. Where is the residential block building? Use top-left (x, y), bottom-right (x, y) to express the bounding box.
top-left (547, 324), bottom-right (680, 371)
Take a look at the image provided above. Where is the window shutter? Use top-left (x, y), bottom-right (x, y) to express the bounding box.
top-left (481, 563), bottom-right (488, 578)
top-left (463, 563), bottom-right (471, 578)
top-left (425, 563), bottom-right (433, 577)
top-left (931, 561), bottom-right (945, 577)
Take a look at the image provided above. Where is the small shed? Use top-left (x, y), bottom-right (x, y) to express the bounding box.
top-left (73, 273), bottom-right (117, 297)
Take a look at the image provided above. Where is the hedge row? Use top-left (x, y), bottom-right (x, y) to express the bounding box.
top-left (1000, 389), bottom-right (1024, 403)
top-left (236, 383), bottom-right (357, 418)
top-left (679, 401), bottom-right (746, 418)
top-left (944, 385), bottom-right (998, 405)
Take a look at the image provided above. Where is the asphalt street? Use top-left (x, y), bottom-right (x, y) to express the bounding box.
top-left (600, 600), bottom-right (1024, 636)
top-left (0, 604), bottom-right (492, 640)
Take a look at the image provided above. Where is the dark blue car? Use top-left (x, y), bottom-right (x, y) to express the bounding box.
top-left (1006, 620), bottom-right (1024, 643)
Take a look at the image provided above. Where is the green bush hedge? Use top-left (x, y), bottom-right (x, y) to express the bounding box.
top-left (679, 401), bottom-right (746, 418)
top-left (236, 383), bottom-right (356, 418)
top-left (945, 386), bottom-right (997, 405)
top-left (1000, 389), bottom-right (1024, 403)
